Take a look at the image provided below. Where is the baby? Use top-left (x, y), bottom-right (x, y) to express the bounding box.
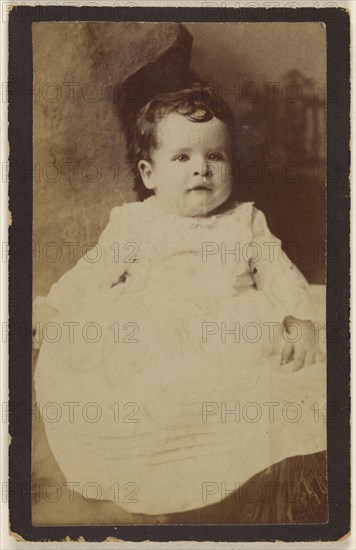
top-left (33, 86), bottom-right (326, 518)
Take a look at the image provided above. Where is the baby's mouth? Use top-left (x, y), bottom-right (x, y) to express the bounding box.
top-left (188, 184), bottom-right (213, 192)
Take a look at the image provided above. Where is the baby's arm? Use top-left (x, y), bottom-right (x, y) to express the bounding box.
top-left (33, 206), bottom-right (129, 346)
top-left (250, 207), bottom-right (324, 370)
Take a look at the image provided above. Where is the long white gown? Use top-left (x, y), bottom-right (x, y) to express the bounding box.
top-left (34, 197), bottom-right (326, 515)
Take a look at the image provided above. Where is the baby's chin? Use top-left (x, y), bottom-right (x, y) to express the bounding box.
top-left (180, 190), bottom-right (232, 217)
top-left (154, 189), bottom-right (232, 217)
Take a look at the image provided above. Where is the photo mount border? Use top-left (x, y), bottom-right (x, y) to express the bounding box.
top-left (8, 5), bottom-right (350, 543)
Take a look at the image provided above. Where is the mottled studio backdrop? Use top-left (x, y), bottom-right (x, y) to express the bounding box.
top-left (33, 22), bottom-right (326, 298)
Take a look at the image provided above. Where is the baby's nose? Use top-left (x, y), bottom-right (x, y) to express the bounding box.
top-left (193, 162), bottom-right (213, 177)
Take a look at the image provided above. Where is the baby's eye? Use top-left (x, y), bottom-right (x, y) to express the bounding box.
top-left (208, 152), bottom-right (224, 161)
top-left (172, 154), bottom-right (190, 162)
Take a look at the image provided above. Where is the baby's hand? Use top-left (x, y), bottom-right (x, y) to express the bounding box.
top-left (280, 316), bottom-right (324, 371)
top-left (32, 297), bottom-right (58, 350)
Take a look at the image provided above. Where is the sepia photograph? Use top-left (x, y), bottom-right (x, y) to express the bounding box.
top-left (30, 19), bottom-right (328, 526)
top-left (4, 3), bottom-right (351, 544)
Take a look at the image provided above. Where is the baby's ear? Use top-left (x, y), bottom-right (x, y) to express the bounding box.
top-left (138, 160), bottom-right (155, 190)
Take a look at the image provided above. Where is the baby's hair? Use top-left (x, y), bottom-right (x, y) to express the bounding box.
top-left (127, 84), bottom-right (236, 200)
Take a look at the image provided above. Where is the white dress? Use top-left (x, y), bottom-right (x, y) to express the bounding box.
top-left (34, 197), bottom-right (326, 515)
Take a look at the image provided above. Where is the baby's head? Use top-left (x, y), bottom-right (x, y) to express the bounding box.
top-left (128, 85), bottom-right (236, 217)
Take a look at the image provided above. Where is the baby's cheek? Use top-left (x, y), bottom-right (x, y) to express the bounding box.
top-left (215, 176), bottom-right (233, 200)
top-left (223, 163), bottom-right (235, 186)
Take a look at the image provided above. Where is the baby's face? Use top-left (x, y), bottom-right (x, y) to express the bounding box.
top-left (138, 113), bottom-right (234, 217)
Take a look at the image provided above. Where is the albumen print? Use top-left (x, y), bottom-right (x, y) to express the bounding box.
top-left (30, 20), bottom-right (329, 526)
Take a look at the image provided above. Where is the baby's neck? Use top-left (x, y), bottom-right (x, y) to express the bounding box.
top-left (205, 196), bottom-right (238, 217)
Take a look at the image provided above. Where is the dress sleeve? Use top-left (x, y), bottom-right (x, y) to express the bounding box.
top-left (249, 207), bottom-right (316, 322)
top-left (35, 205), bottom-right (130, 313)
